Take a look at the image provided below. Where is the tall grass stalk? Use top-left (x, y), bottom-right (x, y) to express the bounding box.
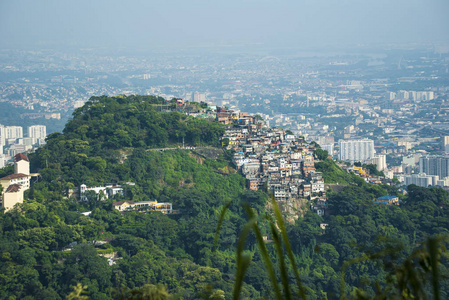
top-left (215, 195), bottom-right (306, 300)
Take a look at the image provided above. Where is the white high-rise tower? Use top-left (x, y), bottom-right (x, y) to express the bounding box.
top-left (28, 125), bottom-right (47, 144)
top-left (339, 139), bottom-right (375, 162)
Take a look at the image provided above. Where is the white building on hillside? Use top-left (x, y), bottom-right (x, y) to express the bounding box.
top-left (14, 153), bottom-right (30, 175)
top-left (0, 153), bottom-right (31, 212)
top-left (80, 183), bottom-right (133, 201)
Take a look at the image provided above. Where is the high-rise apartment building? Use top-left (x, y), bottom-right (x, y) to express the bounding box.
top-left (339, 139), bottom-right (375, 162)
top-left (5, 126), bottom-right (23, 140)
top-left (367, 154), bottom-right (387, 171)
top-left (404, 173), bottom-right (441, 187)
top-left (28, 125), bottom-right (47, 143)
top-left (0, 154), bottom-right (5, 168)
top-left (444, 136), bottom-right (449, 153)
top-left (0, 125), bottom-right (5, 147)
top-left (419, 156), bottom-right (449, 179)
top-left (388, 92), bottom-right (396, 100)
top-left (193, 92), bottom-right (206, 102)
top-left (412, 91), bottom-right (434, 102)
top-left (397, 90), bottom-right (409, 99)
top-left (321, 144), bottom-right (334, 156)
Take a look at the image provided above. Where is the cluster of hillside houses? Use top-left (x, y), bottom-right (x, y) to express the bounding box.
top-left (217, 106), bottom-right (398, 217)
top-left (215, 108), bottom-right (327, 216)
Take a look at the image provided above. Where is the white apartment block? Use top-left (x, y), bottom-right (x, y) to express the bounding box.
top-left (0, 126), bottom-right (5, 147)
top-left (321, 144), bottom-right (334, 156)
top-left (339, 139), bottom-right (375, 163)
top-left (28, 125), bottom-right (47, 143)
top-left (0, 155), bottom-right (5, 168)
top-left (193, 92), bottom-right (206, 102)
top-left (5, 126), bottom-right (23, 140)
top-left (7, 144), bottom-right (32, 157)
top-left (367, 154), bottom-right (387, 171)
top-left (390, 90), bottom-right (434, 102)
top-left (419, 156), bottom-right (449, 179)
top-left (411, 91), bottom-right (434, 102)
top-left (388, 92), bottom-right (396, 100)
top-left (80, 184), bottom-right (124, 201)
top-left (444, 136), bottom-right (449, 153)
top-left (403, 173), bottom-right (444, 188)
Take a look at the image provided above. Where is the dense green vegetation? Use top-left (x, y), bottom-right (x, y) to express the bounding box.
top-left (315, 159), bottom-right (365, 185)
top-left (1, 95), bottom-right (264, 299)
top-left (2, 144), bottom-right (267, 299)
top-left (353, 162), bottom-right (385, 177)
top-left (30, 94), bottom-right (224, 188)
top-left (63, 95), bottom-right (224, 149)
top-left (0, 95), bottom-right (448, 299)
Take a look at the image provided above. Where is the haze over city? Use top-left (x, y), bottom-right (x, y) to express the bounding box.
top-left (1, 0), bottom-right (449, 52)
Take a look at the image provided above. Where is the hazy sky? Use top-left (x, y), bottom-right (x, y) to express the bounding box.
top-left (1, 0), bottom-right (448, 51)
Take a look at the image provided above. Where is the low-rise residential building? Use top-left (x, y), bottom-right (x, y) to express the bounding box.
top-left (113, 200), bottom-right (175, 214)
top-left (2, 184), bottom-right (24, 212)
top-left (79, 183), bottom-right (131, 201)
top-left (247, 178), bottom-right (259, 191)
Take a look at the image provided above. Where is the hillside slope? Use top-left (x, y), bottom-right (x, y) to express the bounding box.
top-left (0, 95), bottom-right (448, 299)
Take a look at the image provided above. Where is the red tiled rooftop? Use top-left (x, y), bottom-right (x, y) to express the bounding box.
top-left (0, 173), bottom-right (30, 181)
top-left (14, 153), bottom-right (29, 162)
top-left (5, 184), bottom-right (21, 193)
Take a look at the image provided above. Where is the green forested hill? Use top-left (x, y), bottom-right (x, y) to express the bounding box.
top-left (0, 95), bottom-right (449, 299)
top-left (31, 94), bottom-right (224, 187)
top-left (1, 95), bottom-right (267, 299)
top-left (63, 95), bottom-right (223, 149)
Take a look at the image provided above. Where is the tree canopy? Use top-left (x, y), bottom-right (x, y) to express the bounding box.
top-left (0, 95), bottom-right (448, 299)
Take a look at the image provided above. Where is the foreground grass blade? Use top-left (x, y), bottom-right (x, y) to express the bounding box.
top-left (234, 252), bottom-right (252, 300)
top-left (270, 222), bottom-right (292, 299)
top-left (234, 217), bottom-right (257, 300)
top-left (243, 204), bottom-right (283, 300)
top-left (428, 236), bottom-right (443, 300)
top-left (270, 195), bottom-right (307, 299)
top-left (214, 201), bottom-right (233, 252)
